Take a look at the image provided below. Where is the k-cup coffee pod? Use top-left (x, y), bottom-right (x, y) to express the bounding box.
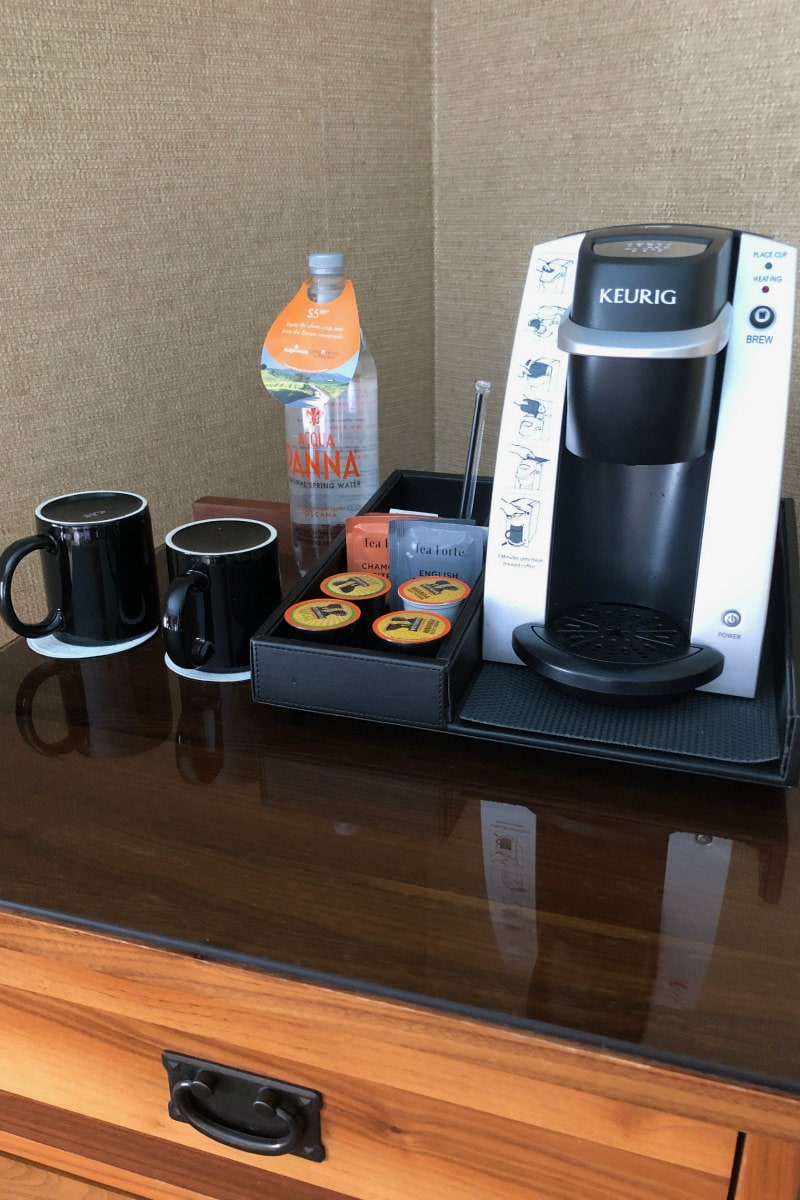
top-left (372, 610), bottom-right (451, 655)
top-left (397, 576), bottom-right (471, 621)
top-left (321, 572), bottom-right (390, 621)
top-left (284, 598), bottom-right (362, 644)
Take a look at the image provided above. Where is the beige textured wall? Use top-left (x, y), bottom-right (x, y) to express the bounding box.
top-left (4, 0), bottom-right (800, 646)
top-left (434, 0), bottom-right (800, 494)
top-left (0, 0), bottom-right (433, 637)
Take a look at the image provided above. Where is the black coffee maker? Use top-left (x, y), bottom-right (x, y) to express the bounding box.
top-left (512, 224), bottom-right (738, 702)
top-left (484, 222), bottom-right (796, 704)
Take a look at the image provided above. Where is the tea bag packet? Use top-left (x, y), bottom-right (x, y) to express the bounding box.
top-left (388, 518), bottom-right (486, 607)
top-left (345, 511), bottom-right (437, 578)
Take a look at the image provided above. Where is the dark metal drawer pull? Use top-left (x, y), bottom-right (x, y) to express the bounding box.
top-left (162, 1052), bottom-right (325, 1161)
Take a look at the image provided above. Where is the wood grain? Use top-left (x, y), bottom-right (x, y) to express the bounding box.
top-left (0, 911), bottom-right (742, 1200)
top-left (733, 1132), bottom-right (800, 1199)
top-left (0, 1135), bottom-right (208, 1200)
top-left (0, 1149), bottom-right (136, 1199)
top-left (0, 909), bottom-right (796, 1141)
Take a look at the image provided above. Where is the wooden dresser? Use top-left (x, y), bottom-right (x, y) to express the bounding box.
top-left (0, 505), bottom-right (799, 1200)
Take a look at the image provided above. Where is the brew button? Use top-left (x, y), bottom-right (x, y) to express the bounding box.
top-left (749, 306), bottom-right (776, 329)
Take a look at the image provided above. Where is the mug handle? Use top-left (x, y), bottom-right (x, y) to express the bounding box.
top-left (16, 662), bottom-right (78, 757)
top-left (162, 571), bottom-right (214, 669)
top-left (0, 534), bottom-right (64, 638)
top-left (176, 689), bottom-right (224, 787)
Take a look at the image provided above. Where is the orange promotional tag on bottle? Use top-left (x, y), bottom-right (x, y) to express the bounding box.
top-left (261, 279), bottom-right (361, 407)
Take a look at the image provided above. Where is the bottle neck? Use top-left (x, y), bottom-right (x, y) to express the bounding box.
top-left (308, 273), bottom-right (345, 303)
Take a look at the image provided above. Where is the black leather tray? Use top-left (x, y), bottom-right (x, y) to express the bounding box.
top-left (251, 471), bottom-right (800, 787)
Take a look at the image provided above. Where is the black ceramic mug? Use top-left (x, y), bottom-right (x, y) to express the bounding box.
top-left (0, 490), bottom-right (160, 649)
top-left (162, 518), bottom-right (281, 677)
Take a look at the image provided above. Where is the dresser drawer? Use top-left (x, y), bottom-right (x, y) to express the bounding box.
top-left (0, 1149), bottom-right (136, 1200)
top-left (0, 913), bottom-right (738, 1200)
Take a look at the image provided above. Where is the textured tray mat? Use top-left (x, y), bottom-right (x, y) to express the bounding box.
top-left (458, 662), bottom-right (782, 763)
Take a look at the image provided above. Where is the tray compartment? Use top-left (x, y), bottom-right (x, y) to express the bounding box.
top-left (251, 471), bottom-right (492, 729)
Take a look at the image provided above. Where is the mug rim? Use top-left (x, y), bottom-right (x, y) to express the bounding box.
top-left (165, 517), bottom-right (278, 555)
top-left (36, 490), bottom-right (148, 525)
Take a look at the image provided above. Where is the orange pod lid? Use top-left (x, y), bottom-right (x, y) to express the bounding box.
top-left (320, 573), bottom-right (390, 600)
top-left (372, 610), bottom-right (451, 646)
top-left (284, 598), bottom-right (361, 632)
top-left (397, 577), bottom-right (471, 605)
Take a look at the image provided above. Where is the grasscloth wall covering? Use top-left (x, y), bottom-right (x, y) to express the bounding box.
top-left (2, 0), bottom-right (800, 648)
top-left (434, 0), bottom-right (800, 492)
top-left (1, 0), bottom-right (433, 638)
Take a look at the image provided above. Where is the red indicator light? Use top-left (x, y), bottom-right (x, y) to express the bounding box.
top-left (762, 285), bottom-right (770, 293)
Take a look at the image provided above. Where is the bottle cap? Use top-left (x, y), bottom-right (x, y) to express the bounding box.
top-left (308, 252), bottom-right (345, 274)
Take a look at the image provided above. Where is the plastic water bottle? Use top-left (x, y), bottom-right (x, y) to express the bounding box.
top-left (285, 252), bottom-right (379, 575)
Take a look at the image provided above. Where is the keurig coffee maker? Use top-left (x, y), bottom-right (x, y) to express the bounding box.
top-left (483, 224), bottom-right (797, 703)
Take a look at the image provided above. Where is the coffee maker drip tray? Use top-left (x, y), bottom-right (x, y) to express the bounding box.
top-left (512, 603), bottom-right (724, 705)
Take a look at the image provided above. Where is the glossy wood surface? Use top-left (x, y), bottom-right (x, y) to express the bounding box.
top-left (0, 908), bottom-right (743, 1200)
top-left (0, 500), bottom-right (799, 1105)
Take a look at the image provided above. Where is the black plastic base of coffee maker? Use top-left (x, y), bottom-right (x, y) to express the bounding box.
top-left (512, 602), bottom-right (725, 706)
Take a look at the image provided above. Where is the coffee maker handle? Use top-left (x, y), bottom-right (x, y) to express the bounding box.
top-left (0, 534), bottom-right (65, 638)
top-left (162, 571), bottom-right (214, 670)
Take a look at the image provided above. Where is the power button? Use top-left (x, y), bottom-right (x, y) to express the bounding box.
top-left (749, 305), bottom-right (776, 329)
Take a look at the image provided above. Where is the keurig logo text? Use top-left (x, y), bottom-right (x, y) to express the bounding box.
top-left (598, 288), bottom-right (677, 304)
